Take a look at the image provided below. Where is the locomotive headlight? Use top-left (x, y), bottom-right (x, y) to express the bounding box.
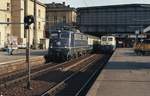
top-left (56, 41), bottom-right (61, 46)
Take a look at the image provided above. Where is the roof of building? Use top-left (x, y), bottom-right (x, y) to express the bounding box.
top-left (77, 4), bottom-right (150, 10)
top-left (45, 2), bottom-right (75, 11)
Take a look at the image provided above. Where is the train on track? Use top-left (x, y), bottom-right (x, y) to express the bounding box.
top-left (134, 39), bottom-right (150, 55)
top-left (100, 36), bottom-right (116, 53)
top-left (45, 28), bottom-right (100, 62)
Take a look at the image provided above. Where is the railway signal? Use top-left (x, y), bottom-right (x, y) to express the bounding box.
top-left (24, 15), bottom-right (34, 29)
top-left (24, 15), bottom-right (34, 90)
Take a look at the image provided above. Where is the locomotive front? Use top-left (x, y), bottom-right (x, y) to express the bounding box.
top-left (100, 36), bottom-right (116, 53)
top-left (48, 31), bottom-right (71, 61)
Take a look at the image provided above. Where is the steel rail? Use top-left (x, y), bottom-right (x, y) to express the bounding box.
top-left (41, 54), bottom-right (98, 96)
top-left (75, 55), bottom-right (110, 96)
top-left (0, 54), bottom-right (91, 88)
top-left (0, 57), bottom-right (47, 82)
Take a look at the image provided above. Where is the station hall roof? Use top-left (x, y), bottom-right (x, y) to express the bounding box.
top-left (77, 4), bottom-right (150, 10)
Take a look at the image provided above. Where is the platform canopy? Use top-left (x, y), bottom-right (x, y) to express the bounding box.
top-left (143, 26), bottom-right (150, 34)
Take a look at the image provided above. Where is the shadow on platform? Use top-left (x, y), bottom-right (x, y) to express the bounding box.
top-left (123, 52), bottom-right (150, 56)
top-left (105, 61), bottom-right (150, 70)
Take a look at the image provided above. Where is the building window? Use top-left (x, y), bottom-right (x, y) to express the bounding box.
top-left (7, 18), bottom-right (10, 26)
top-left (38, 9), bottom-right (41, 17)
top-left (0, 32), bottom-right (1, 45)
top-left (7, 3), bottom-right (10, 11)
top-left (38, 22), bottom-right (41, 29)
top-left (54, 16), bottom-right (57, 24)
top-left (63, 16), bottom-right (66, 23)
top-left (24, 30), bottom-right (27, 38)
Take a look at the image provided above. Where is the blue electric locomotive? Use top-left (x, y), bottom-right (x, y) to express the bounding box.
top-left (46, 29), bottom-right (90, 62)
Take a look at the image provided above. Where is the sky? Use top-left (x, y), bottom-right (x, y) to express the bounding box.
top-left (41, 0), bottom-right (150, 8)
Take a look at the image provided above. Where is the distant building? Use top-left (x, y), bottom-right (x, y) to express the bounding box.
top-left (0, 0), bottom-right (11, 48)
top-left (45, 2), bottom-right (76, 38)
top-left (77, 4), bottom-right (150, 36)
top-left (11, 0), bottom-right (46, 46)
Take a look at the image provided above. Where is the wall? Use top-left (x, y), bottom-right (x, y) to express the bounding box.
top-left (11, 0), bottom-right (46, 46)
top-left (46, 8), bottom-right (76, 37)
top-left (0, 0), bottom-right (11, 48)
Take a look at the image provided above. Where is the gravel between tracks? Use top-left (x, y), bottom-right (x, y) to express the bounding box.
top-left (1, 80), bottom-right (54, 96)
top-left (0, 54), bottom-right (102, 96)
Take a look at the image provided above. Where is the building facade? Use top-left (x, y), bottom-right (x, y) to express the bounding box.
top-left (0, 0), bottom-right (11, 48)
top-left (11, 0), bottom-right (46, 46)
top-left (45, 2), bottom-right (76, 38)
top-left (77, 4), bottom-right (150, 36)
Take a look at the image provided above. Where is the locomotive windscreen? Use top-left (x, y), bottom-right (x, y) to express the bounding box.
top-left (60, 33), bottom-right (69, 38)
top-left (50, 32), bottom-right (70, 48)
top-left (51, 33), bottom-right (58, 39)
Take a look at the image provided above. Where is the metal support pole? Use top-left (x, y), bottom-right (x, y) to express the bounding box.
top-left (26, 28), bottom-right (32, 89)
top-left (135, 30), bottom-right (139, 43)
top-left (33, 0), bottom-right (38, 49)
top-left (24, 0), bottom-right (28, 62)
top-left (0, 78), bottom-right (3, 96)
top-left (136, 34), bottom-right (138, 42)
top-left (24, 0), bottom-right (32, 89)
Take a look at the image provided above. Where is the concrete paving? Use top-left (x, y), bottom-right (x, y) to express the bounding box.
top-left (0, 49), bottom-right (47, 63)
top-left (87, 48), bottom-right (150, 96)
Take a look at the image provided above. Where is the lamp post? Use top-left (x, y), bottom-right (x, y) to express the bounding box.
top-left (135, 30), bottom-right (140, 43)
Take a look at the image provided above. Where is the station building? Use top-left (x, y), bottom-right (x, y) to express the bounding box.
top-left (77, 4), bottom-right (150, 36)
top-left (45, 2), bottom-right (76, 38)
top-left (11, 0), bottom-right (46, 46)
top-left (0, 0), bottom-right (11, 48)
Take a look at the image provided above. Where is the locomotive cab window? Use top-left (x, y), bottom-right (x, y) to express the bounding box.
top-left (60, 33), bottom-right (69, 39)
top-left (51, 33), bottom-right (58, 38)
top-left (102, 37), bottom-right (107, 41)
top-left (74, 34), bottom-right (81, 40)
top-left (108, 38), bottom-right (113, 41)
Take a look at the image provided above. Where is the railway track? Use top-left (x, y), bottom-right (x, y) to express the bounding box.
top-left (0, 61), bottom-right (55, 88)
top-left (0, 56), bottom-right (45, 75)
top-left (0, 55), bottom-right (89, 94)
top-left (0, 54), bottom-right (110, 96)
top-left (41, 54), bottom-right (110, 96)
top-left (56, 55), bottom-right (110, 96)
top-left (0, 56), bottom-right (46, 87)
top-left (0, 54), bottom-right (91, 88)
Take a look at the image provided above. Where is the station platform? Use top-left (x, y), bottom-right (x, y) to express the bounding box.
top-left (87, 48), bottom-right (150, 96)
top-left (0, 49), bottom-right (47, 63)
